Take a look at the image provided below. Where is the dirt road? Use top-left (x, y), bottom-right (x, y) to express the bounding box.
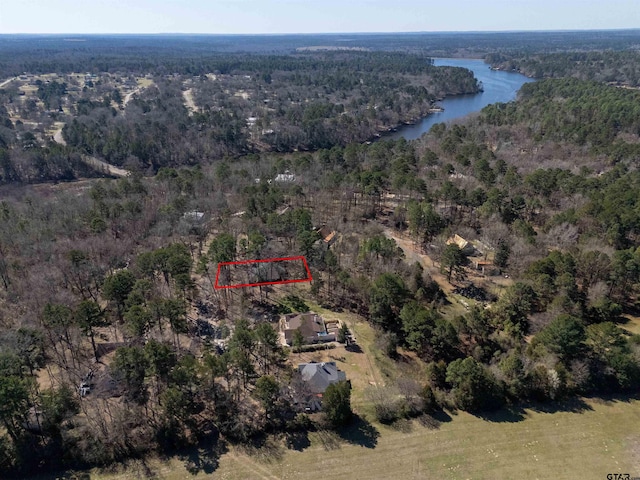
top-left (383, 228), bottom-right (456, 295)
top-left (384, 227), bottom-right (514, 307)
top-left (53, 123), bottom-right (66, 145)
top-left (81, 155), bottom-right (130, 177)
top-left (52, 123), bottom-right (129, 178)
top-left (123, 88), bottom-right (141, 106)
top-left (0, 77), bottom-right (17, 88)
top-left (183, 88), bottom-right (196, 114)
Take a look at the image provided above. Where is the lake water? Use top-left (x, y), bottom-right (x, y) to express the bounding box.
top-left (386, 58), bottom-right (535, 141)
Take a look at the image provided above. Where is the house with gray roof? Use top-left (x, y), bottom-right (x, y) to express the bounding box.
top-left (298, 362), bottom-right (346, 394)
top-left (294, 362), bottom-right (347, 412)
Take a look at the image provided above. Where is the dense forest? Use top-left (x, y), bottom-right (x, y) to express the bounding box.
top-left (63, 52), bottom-right (479, 160)
top-left (2, 30), bottom-right (640, 76)
top-left (0, 51), bottom-right (479, 181)
top-left (487, 50), bottom-right (640, 85)
top-left (1, 33), bottom-right (640, 477)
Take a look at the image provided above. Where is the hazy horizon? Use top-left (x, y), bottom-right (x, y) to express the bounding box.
top-left (1, 0), bottom-right (639, 35)
top-left (2, 28), bottom-right (640, 37)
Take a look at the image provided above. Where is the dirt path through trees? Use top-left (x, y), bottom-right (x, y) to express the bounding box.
top-left (0, 77), bottom-right (17, 88)
top-left (183, 88), bottom-right (196, 114)
top-left (382, 228), bottom-right (455, 295)
top-left (53, 122), bottom-right (66, 145)
top-left (52, 123), bottom-right (130, 177)
top-left (123, 87), bottom-right (141, 106)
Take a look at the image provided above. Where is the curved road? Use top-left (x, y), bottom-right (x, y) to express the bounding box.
top-left (54, 83), bottom-right (147, 177)
top-left (123, 87), bottom-right (141, 107)
top-left (52, 123), bottom-right (129, 178)
top-left (2, 76), bottom-right (130, 178)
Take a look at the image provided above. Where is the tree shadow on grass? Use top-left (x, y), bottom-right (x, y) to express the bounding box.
top-left (345, 342), bottom-right (363, 354)
top-left (386, 417), bottom-right (413, 433)
top-left (417, 410), bottom-right (453, 430)
top-left (582, 391), bottom-right (640, 406)
top-left (476, 406), bottom-right (527, 423)
top-left (92, 456), bottom-right (169, 480)
top-left (526, 396), bottom-right (594, 415)
top-left (477, 397), bottom-right (595, 423)
top-left (315, 428), bottom-right (342, 451)
top-left (337, 414), bottom-right (380, 449)
top-left (236, 433), bottom-right (285, 464)
top-left (285, 430), bottom-right (311, 451)
top-left (178, 435), bottom-right (228, 476)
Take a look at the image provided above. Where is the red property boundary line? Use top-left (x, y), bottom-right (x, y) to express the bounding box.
top-left (214, 256), bottom-right (313, 289)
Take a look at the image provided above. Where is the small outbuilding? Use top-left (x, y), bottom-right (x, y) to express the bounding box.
top-left (274, 170), bottom-right (296, 183)
top-left (315, 225), bottom-right (337, 248)
top-left (446, 234), bottom-right (475, 255)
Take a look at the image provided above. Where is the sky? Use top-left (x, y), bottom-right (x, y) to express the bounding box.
top-left (1, 0), bottom-right (639, 34)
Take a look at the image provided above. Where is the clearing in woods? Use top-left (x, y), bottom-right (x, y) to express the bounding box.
top-left (621, 314), bottom-right (640, 335)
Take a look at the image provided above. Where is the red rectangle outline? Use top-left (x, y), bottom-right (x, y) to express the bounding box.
top-left (214, 256), bottom-right (313, 289)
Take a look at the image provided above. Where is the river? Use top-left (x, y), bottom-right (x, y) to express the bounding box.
top-left (386, 58), bottom-right (535, 141)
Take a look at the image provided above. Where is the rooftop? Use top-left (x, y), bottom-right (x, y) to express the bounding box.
top-left (282, 312), bottom-right (326, 344)
top-left (275, 170), bottom-right (296, 183)
top-left (298, 361), bottom-right (347, 394)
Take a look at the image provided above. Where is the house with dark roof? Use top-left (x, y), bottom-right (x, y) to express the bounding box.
top-left (294, 362), bottom-right (347, 411)
top-left (280, 312), bottom-right (336, 346)
top-left (298, 362), bottom-right (347, 393)
top-left (314, 225), bottom-right (337, 248)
